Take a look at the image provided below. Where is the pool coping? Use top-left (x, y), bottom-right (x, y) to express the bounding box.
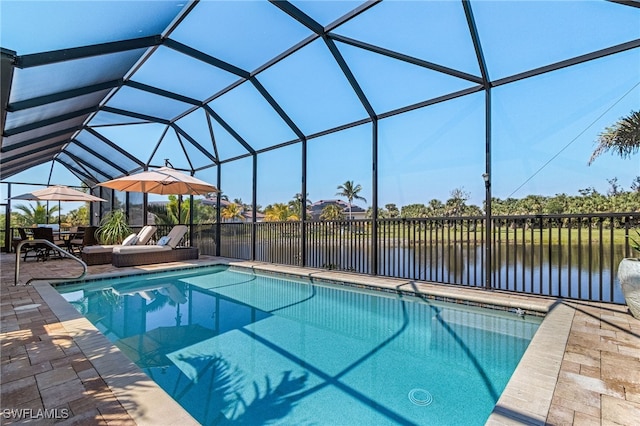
top-left (43, 258), bottom-right (568, 425)
top-left (33, 282), bottom-right (200, 426)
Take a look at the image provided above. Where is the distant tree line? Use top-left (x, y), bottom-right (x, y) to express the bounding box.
top-left (6, 175), bottom-right (638, 232)
top-left (370, 178), bottom-right (640, 219)
top-left (6, 201), bottom-right (89, 227)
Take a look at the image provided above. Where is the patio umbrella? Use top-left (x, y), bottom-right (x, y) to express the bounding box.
top-left (9, 185), bottom-right (106, 202)
top-left (97, 167), bottom-right (218, 196)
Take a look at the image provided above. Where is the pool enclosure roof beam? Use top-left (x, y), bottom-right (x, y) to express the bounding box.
top-left (164, 39), bottom-right (250, 79)
top-left (203, 105), bottom-right (256, 155)
top-left (250, 77), bottom-right (306, 141)
top-left (271, 0), bottom-right (377, 118)
top-left (55, 158), bottom-right (97, 185)
top-left (204, 112), bottom-right (220, 161)
top-left (62, 150), bottom-right (115, 180)
top-left (0, 140), bottom-right (68, 164)
top-left (2, 153), bottom-right (58, 175)
top-left (269, 1), bottom-right (324, 35)
top-left (215, 81), bottom-right (485, 165)
top-left (15, 36), bottom-right (163, 69)
top-left (1, 0), bottom-right (638, 183)
top-left (6, 80), bottom-right (122, 112)
top-left (608, 0), bottom-right (640, 9)
top-left (462, 0), bottom-right (490, 87)
top-left (100, 106), bottom-right (170, 125)
top-left (3, 107), bottom-right (98, 137)
top-left (171, 123), bottom-right (219, 164)
top-left (69, 139), bottom-right (129, 175)
top-left (324, 35), bottom-right (376, 119)
top-left (328, 34), bottom-right (484, 85)
top-left (83, 127), bottom-right (146, 170)
top-left (0, 49), bottom-right (15, 145)
top-left (492, 38), bottom-right (640, 87)
top-left (1, 126), bottom-right (81, 153)
top-left (124, 80), bottom-right (202, 108)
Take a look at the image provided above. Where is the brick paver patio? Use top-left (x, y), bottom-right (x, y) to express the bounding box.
top-left (1, 253), bottom-right (639, 425)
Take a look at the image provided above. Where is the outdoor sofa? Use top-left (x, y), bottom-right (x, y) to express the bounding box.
top-left (80, 225), bottom-right (157, 265)
top-left (111, 225), bottom-right (198, 267)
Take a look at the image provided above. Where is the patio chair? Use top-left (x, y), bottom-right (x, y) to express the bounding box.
top-left (80, 225), bottom-right (157, 265)
top-left (111, 225), bottom-right (198, 267)
top-left (32, 227), bottom-right (67, 261)
top-left (69, 226), bottom-right (99, 255)
top-left (12, 228), bottom-right (38, 261)
top-left (66, 226), bottom-right (84, 253)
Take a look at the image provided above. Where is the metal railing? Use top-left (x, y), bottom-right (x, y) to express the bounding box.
top-left (221, 223), bottom-right (253, 259)
top-left (14, 239), bottom-right (88, 286)
top-left (489, 213), bottom-right (636, 303)
top-left (200, 212), bottom-right (638, 304)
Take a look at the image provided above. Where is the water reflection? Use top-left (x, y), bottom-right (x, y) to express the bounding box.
top-left (220, 241), bottom-right (626, 303)
top-left (60, 268), bottom-right (541, 425)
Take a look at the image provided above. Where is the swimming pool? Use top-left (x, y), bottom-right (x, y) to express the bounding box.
top-left (57, 265), bottom-right (542, 425)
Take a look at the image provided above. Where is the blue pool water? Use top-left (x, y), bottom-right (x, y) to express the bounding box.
top-left (57, 265), bottom-right (541, 425)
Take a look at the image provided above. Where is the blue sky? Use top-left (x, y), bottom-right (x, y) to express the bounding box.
top-left (1, 0), bottom-right (639, 215)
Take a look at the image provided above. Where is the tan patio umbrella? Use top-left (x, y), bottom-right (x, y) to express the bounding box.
top-left (10, 185), bottom-right (106, 202)
top-left (9, 186), bottom-right (106, 239)
top-left (97, 167), bottom-right (218, 195)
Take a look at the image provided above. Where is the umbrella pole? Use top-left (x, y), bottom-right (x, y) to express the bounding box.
top-left (189, 195), bottom-right (194, 247)
top-left (175, 304), bottom-right (182, 327)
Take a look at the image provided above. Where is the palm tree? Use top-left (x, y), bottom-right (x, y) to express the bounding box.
top-left (62, 206), bottom-right (89, 226)
top-left (445, 187), bottom-right (470, 217)
top-left (385, 203), bottom-right (400, 218)
top-left (589, 110), bottom-right (640, 165)
top-left (233, 198), bottom-right (251, 211)
top-left (401, 203), bottom-right (428, 218)
top-left (169, 195), bottom-right (190, 224)
top-left (14, 201), bottom-right (59, 226)
top-left (320, 204), bottom-right (344, 221)
top-left (193, 202), bottom-right (217, 224)
top-left (427, 199), bottom-right (445, 216)
top-left (148, 196), bottom-right (188, 225)
top-left (335, 181), bottom-right (366, 220)
top-left (264, 203), bottom-right (299, 222)
top-left (289, 193), bottom-right (311, 220)
top-left (221, 203), bottom-right (244, 222)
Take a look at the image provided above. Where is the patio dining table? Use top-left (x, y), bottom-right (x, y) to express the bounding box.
top-left (13, 227), bottom-right (85, 257)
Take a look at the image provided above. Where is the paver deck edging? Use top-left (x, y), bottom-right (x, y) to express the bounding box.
top-left (33, 282), bottom-right (199, 426)
top-left (487, 302), bottom-right (574, 425)
top-left (9, 256), bottom-right (635, 425)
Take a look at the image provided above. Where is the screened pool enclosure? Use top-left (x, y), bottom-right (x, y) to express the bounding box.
top-left (1, 1), bottom-right (639, 302)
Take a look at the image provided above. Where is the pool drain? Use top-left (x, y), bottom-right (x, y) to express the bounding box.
top-left (408, 388), bottom-right (433, 406)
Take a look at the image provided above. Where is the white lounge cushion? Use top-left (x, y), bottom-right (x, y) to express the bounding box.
top-left (113, 245), bottom-right (171, 255)
top-left (82, 245), bottom-right (116, 254)
top-left (136, 225), bottom-right (157, 245)
top-left (122, 233), bottom-right (138, 246)
top-left (165, 225), bottom-right (188, 249)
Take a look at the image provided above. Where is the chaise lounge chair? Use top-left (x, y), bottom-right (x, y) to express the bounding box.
top-left (111, 282), bottom-right (187, 304)
top-left (111, 225), bottom-right (199, 267)
top-left (81, 225), bottom-right (157, 265)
